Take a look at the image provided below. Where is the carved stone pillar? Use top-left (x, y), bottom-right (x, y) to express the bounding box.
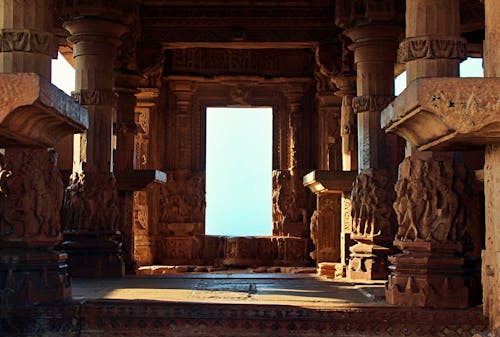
top-left (384, 0), bottom-right (481, 308)
top-left (171, 81), bottom-right (195, 170)
top-left (114, 70), bottom-right (140, 273)
top-left (482, 1), bottom-right (499, 334)
top-left (0, 0), bottom-right (87, 307)
top-left (333, 72), bottom-right (358, 277)
top-left (58, 2), bottom-right (135, 277)
top-left (340, 16), bottom-right (404, 280)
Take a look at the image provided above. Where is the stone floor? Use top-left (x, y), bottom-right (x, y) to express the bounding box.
top-left (2, 272), bottom-right (489, 337)
top-left (73, 272), bottom-right (387, 306)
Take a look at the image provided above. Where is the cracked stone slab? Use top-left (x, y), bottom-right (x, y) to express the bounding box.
top-left (0, 73), bottom-right (88, 147)
top-left (381, 77), bottom-right (500, 151)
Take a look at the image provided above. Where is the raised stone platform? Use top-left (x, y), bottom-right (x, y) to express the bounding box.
top-left (0, 274), bottom-right (488, 336)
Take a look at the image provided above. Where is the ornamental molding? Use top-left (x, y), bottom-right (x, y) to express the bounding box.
top-left (398, 37), bottom-right (467, 63)
top-left (352, 95), bottom-right (394, 113)
top-left (72, 89), bottom-right (117, 106)
top-left (0, 29), bottom-right (58, 58)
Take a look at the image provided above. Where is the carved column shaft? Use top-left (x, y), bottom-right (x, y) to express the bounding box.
top-left (343, 24), bottom-right (402, 280)
top-left (346, 25), bottom-right (401, 172)
top-left (58, 7), bottom-right (132, 277)
top-left (171, 81), bottom-right (194, 170)
top-left (403, 0), bottom-right (464, 83)
top-left (483, 0), bottom-right (500, 334)
top-left (0, 0), bottom-right (57, 79)
top-left (115, 71), bottom-right (141, 171)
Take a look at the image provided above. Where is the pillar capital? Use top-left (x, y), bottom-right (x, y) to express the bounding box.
top-left (57, 0), bottom-right (138, 25)
top-left (335, 0), bottom-right (405, 30)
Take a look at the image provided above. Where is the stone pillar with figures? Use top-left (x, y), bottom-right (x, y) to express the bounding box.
top-left (114, 70), bottom-right (141, 273)
top-left (0, 0), bottom-right (87, 308)
top-left (273, 86), bottom-right (313, 239)
top-left (307, 68), bottom-right (344, 274)
top-left (384, 0), bottom-right (482, 308)
top-left (336, 1), bottom-right (405, 280)
top-left (333, 72), bottom-right (358, 277)
top-left (58, 1), bottom-right (136, 277)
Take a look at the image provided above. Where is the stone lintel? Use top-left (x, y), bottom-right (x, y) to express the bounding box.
top-left (303, 170), bottom-right (357, 194)
top-left (382, 77), bottom-right (500, 151)
top-left (115, 169), bottom-right (167, 191)
top-left (0, 73), bottom-right (88, 147)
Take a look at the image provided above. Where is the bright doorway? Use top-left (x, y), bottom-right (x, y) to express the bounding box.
top-left (205, 107), bottom-right (273, 236)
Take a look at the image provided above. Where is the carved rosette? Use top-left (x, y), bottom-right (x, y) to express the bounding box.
top-left (350, 170), bottom-right (397, 242)
top-left (352, 95), bottom-right (394, 114)
top-left (62, 171), bottom-right (120, 234)
top-left (393, 157), bottom-right (474, 244)
top-left (0, 29), bottom-right (58, 58)
top-left (0, 149), bottom-right (63, 247)
top-left (158, 170), bottom-right (205, 224)
top-left (398, 37), bottom-right (467, 63)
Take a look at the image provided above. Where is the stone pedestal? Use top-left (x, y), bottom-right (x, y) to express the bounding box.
top-left (386, 240), bottom-right (479, 308)
top-left (303, 170), bottom-right (357, 277)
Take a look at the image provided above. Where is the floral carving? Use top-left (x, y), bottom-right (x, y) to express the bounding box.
top-left (399, 37), bottom-right (467, 63)
top-left (62, 171), bottom-right (120, 232)
top-left (352, 95), bottom-right (394, 113)
top-left (393, 157), bottom-right (473, 243)
top-left (159, 170), bottom-right (205, 224)
top-left (0, 149), bottom-right (63, 244)
top-left (0, 29), bottom-right (58, 57)
top-left (351, 171), bottom-right (397, 240)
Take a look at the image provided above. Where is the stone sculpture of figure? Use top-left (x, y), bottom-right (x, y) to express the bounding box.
top-left (393, 158), bottom-right (468, 243)
top-left (309, 210), bottom-right (319, 260)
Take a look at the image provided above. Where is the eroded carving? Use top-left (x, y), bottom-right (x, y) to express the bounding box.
top-left (399, 37), bottom-right (467, 63)
top-left (0, 149), bottom-right (63, 244)
top-left (72, 89), bottom-right (117, 106)
top-left (272, 170), bottom-right (311, 237)
top-left (159, 171), bottom-right (205, 224)
top-left (393, 157), bottom-right (473, 243)
top-left (351, 171), bottom-right (397, 240)
top-left (133, 191), bottom-right (148, 232)
top-left (62, 171), bottom-right (120, 232)
top-left (352, 95), bottom-right (394, 114)
top-left (0, 29), bottom-right (58, 57)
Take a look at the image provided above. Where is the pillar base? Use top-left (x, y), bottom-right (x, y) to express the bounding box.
top-left (0, 248), bottom-right (71, 307)
top-left (59, 231), bottom-right (124, 278)
top-left (385, 240), bottom-right (480, 308)
top-left (347, 242), bottom-right (392, 280)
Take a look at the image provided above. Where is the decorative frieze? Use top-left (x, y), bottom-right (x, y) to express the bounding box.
top-left (158, 170), bottom-right (205, 225)
top-left (62, 171), bottom-right (120, 233)
top-left (352, 95), bottom-right (394, 114)
top-left (399, 37), bottom-right (467, 63)
top-left (393, 157), bottom-right (472, 243)
top-left (351, 171), bottom-right (397, 241)
top-left (0, 29), bottom-right (58, 58)
top-left (0, 149), bottom-right (63, 246)
top-left (72, 89), bottom-right (118, 106)
top-left (167, 48), bottom-right (314, 78)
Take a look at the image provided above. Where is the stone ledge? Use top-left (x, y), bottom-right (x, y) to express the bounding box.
top-left (303, 170), bottom-right (358, 193)
top-left (0, 73), bottom-right (88, 147)
top-left (381, 77), bottom-right (500, 151)
top-left (115, 169), bottom-right (167, 191)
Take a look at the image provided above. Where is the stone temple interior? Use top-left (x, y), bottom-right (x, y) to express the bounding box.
top-left (0, 0), bottom-right (498, 336)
